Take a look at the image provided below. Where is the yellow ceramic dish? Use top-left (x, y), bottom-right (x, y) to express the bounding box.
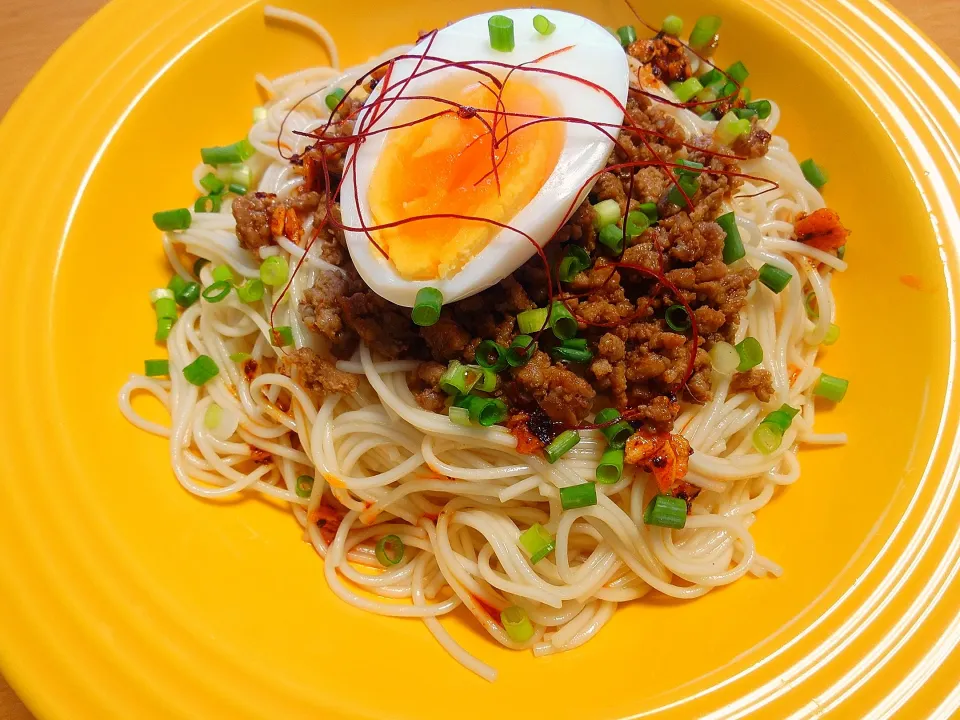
top-left (1, 0), bottom-right (958, 717)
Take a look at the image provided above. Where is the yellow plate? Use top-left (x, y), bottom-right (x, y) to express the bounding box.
top-left (1, 0), bottom-right (959, 717)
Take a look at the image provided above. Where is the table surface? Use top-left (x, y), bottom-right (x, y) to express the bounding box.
top-left (1, 0), bottom-right (958, 717)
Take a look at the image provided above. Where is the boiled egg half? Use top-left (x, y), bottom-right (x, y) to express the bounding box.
top-left (340, 9), bottom-right (629, 306)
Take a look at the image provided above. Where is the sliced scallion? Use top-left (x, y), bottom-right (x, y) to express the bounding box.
top-left (559, 481), bottom-right (596, 509)
top-left (545, 430), bottom-right (580, 464)
top-left (717, 212), bottom-right (745, 264)
top-left (664, 304), bottom-right (691, 332)
top-left (200, 139), bottom-right (255, 166)
top-left (153, 208), bottom-right (191, 231)
top-left (519, 523), bottom-right (555, 564)
top-left (260, 256), bottom-right (289, 287)
top-left (643, 494), bottom-right (687, 528)
top-left (592, 199), bottom-right (621, 229)
top-left (533, 14), bottom-right (556, 35)
top-left (596, 447), bottom-right (624, 484)
top-left (375, 535), bottom-right (404, 566)
top-left (295, 475), bottom-right (314, 499)
top-left (488, 14), bottom-right (515, 52)
top-left (506, 335), bottom-right (536, 367)
top-left (412, 287), bottom-right (442, 327)
top-left (501, 605), bottom-right (534, 642)
top-left (594, 407), bottom-right (634, 449)
top-left (144, 359), bottom-right (169, 377)
top-left (735, 337), bottom-right (763, 371)
top-left (183, 355), bottom-right (219, 386)
top-left (758, 264), bottom-right (792, 293)
top-left (814, 373), bottom-right (848, 402)
top-left (475, 340), bottom-right (508, 372)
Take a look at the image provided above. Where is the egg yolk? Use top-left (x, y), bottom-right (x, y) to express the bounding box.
top-left (367, 75), bottom-right (564, 280)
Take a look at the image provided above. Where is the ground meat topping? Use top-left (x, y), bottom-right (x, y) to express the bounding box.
top-left (730, 368), bottom-right (775, 402)
top-left (732, 122), bottom-right (772, 159)
top-left (278, 347), bottom-right (359, 398)
top-left (232, 191), bottom-right (322, 251)
top-left (626, 35), bottom-right (692, 84)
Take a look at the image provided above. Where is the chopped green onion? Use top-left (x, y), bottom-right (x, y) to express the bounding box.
top-left (202, 281), bottom-right (232, 303)
top-left (153, 208), bottom-right (191, 231)
top-left (519, 523), bottom-right (555, 564)
top-left (150, 286), bottom-right (173, 303)
top-left (449, 405), bottom-right (472, 426)
top-left (271, 326), bottom-right (294, 347)
top-left (204, 403), bottom-right (223, 431)
top-left (665, 304), bottom-right (691, 332)
top-left (625, 210), bottom-right (650, 238)
top-left (197, 193), bottom-right (219, 217)
top-left (734, 108), bottom-right (758, 120)
top-left (460, 395), bottom-right (508, 426)
top-left (200, 139), bottom-right (255, 166)
top-left (236, 278), bottom-right (265, 303)
top-left (376, 535), bottom-right (404, 566)
top-left (700, 111), bottom-right (717, 122)
top-left (412, 287), bottom-right (442, 326)
top-left (183, 355), bottom-right (219, 386)
top-left (752, 423), bottom-right (783, 454)
top-left (545, 430), bottom-right (580, 464)
top-left (559, 480), bottom-right (597, 509)
top-left (662, 15), bottom-right (683, 35)
top-left (560, 338), bottom-right (588, 351)
top-left (506, 335), bottom-right (536, 367)
top-left (699, 68), bottom-right (724, 86)
top-left (260, 255), bottom-right (289, 287)
top-left (549, 301), bottom-right (578, 340)
top-left (212, 264), bottom-right (236, 284)
top-left (758, 263), bottom-right (792, 293)
top-left (716, 212), bottom-right (745, 264)
top-left (616, 25), bottom-right (637, 47)
top-left (550, 346), bottom-right (593, 364)
top-left (715, 111), bottom-right (751, 146)
top-left (154, 297), bottom-right (177, 321)
top-left (689, 15), bottom-right (721, 49)
top-left (325, 87), bottom-right (346, 111)
top-left (200, 172), bottom-right (225, 195)
top-left (488, 14), bottom-right (515, 52)
top-left (596, 447), bottom-right (624, 484)
top-left (229, 352), bottom-right (251, 362)
top-left (193, 258), bottom-right (209, 276)
top-left (804, 291), bottom-right (819, 319)
top-left (740, 87), bottom-right (753, 104)
top-left (559, 245), bottom-right (592, 282)
top-left (800, 158), bottom-right (829, 189)
top-left (439, 361), bottom-right (480, 396)
top-left (676, 159), bottom-right (704, 177)
top-left (592, 199), bottom-right (621, 229)
top-left (643, 494), bottom-right (687, 528)
top-left (823, 323), bottom-right (840, 345)
top-left (746, 99), bottom-right (772, 119)
top-left (594, 407), bottom-right (634, 448)
top-left (636, 202), bottom-right (657, 223)
top-left (219, 164), bottom-right (252, 188)
top-left (721, 81), bottom-right (738, 98)
top-left (144, 359), bottom-right (169, 377)
top-left (673, 77), bottom-right (703, 103)
top-left (695, 86), bottom-right (718, 105)
top-left (814, 373), bottom-right (848, 402)
top-left (598, 224), bottom-right (624, 254)
top-left (155, 318), bottom-right (174, 343)
top-left (517, 307), bottom-right (548, 334)
top-left (475, 340), bottom-right (508, 372)
top-left (533, 14), bottom-right (556, 35)
top-left (666, 175), bottom-right (699, 207)
top-left (726, 61), bottom-right (749, 84)
top-left (168, 274), bottom-right (188, 295)
top-left (765, 404), bottom-right (799, 433)
top-left (227, 183), bottom-right (248, 196)
top-left (709, 341), bottom-right (740, 375)
top-left (468, 365), bottom-right (498, 392)
top-left (837, 245), bottom-right (846, 261)
top-left (500, 606), bottom-right (534, 642)
top-left (175, 281), bottom-right (201, 308)
top-left (295, 475), bottom-right (314, 498)
top-left (735, 337), bottom-right (763, 371)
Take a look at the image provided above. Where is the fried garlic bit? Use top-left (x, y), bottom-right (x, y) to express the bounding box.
top-left (625, 431), bottom-right (692, 493)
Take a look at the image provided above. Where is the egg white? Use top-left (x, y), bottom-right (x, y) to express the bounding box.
top-left (339, 8), bottom-right (629, 307)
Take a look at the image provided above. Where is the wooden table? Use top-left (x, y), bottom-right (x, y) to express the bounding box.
top-left (0, 0), bottom-right (957, 717)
